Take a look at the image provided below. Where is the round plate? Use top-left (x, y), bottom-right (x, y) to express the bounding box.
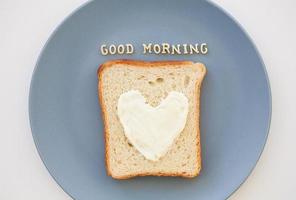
top-left (29, 1), bottom-right (271, 200)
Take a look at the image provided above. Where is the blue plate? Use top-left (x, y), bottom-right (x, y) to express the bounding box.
top-left (29, 0), bottom-right (271, 199)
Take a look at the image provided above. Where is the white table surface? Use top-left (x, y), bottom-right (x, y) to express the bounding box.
top-left (1, 0), bottom-right (295, 199)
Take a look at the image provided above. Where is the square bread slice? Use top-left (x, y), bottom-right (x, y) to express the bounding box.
top-left (98, 59), bottom-right (206, 179)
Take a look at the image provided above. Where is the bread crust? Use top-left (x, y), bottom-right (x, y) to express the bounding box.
top-left (98, 59), bottom-right (206, 179)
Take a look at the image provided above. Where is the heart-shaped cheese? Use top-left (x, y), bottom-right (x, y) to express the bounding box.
top-left (117, 90), bottom-right (189, 161)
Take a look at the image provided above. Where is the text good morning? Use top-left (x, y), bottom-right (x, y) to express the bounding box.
top-left (100, 43), bottom-right (208, 55)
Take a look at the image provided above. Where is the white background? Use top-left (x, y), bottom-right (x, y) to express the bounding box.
top-left (1, 0), bottom-right (295, 199)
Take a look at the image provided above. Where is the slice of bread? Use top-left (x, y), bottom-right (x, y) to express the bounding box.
top-left (98, 59), bottom-right (206, 179)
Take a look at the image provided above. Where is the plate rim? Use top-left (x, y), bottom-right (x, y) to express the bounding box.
top-left (29, 1), bottom-right (94, 200)
top-left (28, 0), bottom-right (272, 199)
top-left (208, 1), bottom-right (272, 199)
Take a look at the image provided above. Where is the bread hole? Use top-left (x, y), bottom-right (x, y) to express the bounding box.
top-left (172, 84), bottom-right (176, 89)
top-left (177, 145), bottom-right (181, 150)
top-left (156, 77), bottom-right (164, 83)
top-left (184, 75), bottom-right (190, 87)
top-left (117, 160), bottom-right (122, 164)
top-left (127, 142), bottom-right (133, 147)
top-left (169, 72), bottom-right (174, 76)
top-left (187, 155), bottom-right (191, 159)
top-left (148, 81), bottom-right (155, 86)
top-left (181, 163), bottom-right (186, 167)
top-left (151, 100), bottom-right (158, 107)
top-left (123, 72), bottom-right (128, 77)
top-left (142, 94), bottom-right (149, 104)
top-left (143, 93), bottom-right (149, 99)
top-left (137, 75), bottom-right (145, 80)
